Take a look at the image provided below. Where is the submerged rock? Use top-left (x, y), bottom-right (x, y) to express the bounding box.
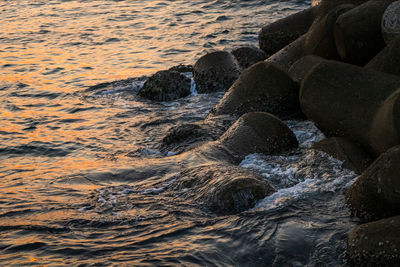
top-left (174, 163), bottom-right (275, 215)
top-left (219, 112), bottom-right (298, 161)
top-left (313, 137), bottom-right (373, 174)
top-left (346, 146), bottom-right (400, 222)
top-left (193, 51), bottom-right (241, 93)
top-left (210, 61), bottom-right (301, 119)
top-left (231, 46), bottom-right (267, 69)
top-left (382, 1), bottom-right (400, 44)
top-left (138, 70), bottom-right (191, 101)
top-left (334, 0), bottom-right (393, 65)
top-left (161, 115), bottom-right (236, 154)
top-left (347, 216), bottom-right (400, 266)
top-left (258, 7), bottom-right (317, 56)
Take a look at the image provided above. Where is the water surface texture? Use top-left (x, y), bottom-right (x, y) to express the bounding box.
top-left (0, 1), bottom-right (360, 265)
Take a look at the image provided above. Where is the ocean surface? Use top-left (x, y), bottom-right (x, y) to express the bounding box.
top-left (0, 0), bottom-right (360, 265)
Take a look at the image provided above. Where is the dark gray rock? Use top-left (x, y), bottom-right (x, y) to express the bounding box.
top-left (370, 89), bottom-right (400, 155)
top-left (300, 60), bottom-right (400, 155)
top-left (313, 137), bottom-right (373, 174)
top-left (288, 55), bottom-right (326, 83)
top-left (219, 112), bottom-right (298, 160)
top-left (265, 34), bottom-right (307, 72)
top-left (168, 64), bottom-right (193, 73)
top-left (382, 1), bottom-right (400, 44)
top-left (210, 61), bottom-right (301, 119)
top-left (347, 216), bottom-right (400, 266)
top-left (231, 46), bottom-right (267, 69)
top-left (138, 70), bottom-right (191, 101)
top-left (193, 51), bottom-right (241, 93)
top-left (334, 0), bottom-right (394, 65)
top-left (366, 36), bottom-right (400, 76)
top-left (258, 7), bottom-right (317, 56)
top-left (305, 4), bottom-right (355, 59)
top-left (346, 146), bottom-right (400, 222)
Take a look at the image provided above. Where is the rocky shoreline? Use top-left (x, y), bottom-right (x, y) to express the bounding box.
top-left (135, 0), bottom-right (400, 265)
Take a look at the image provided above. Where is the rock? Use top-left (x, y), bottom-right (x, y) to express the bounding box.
top-left (193, 51), bottom-right (241, 93)
top-left (231, 46), bottom-right (267, 69)
top-left (370, 89), bottom-right (400, 155)
top-left (258, 7), bottom-right (317, 56)
top-left (347, 216), bottom-right (400, 266)
top-left (382, 1), bottom-right (400, 44)
top-left (265, 34), bottom-right (307, 72)
top-left (300, 60), bottom-right (400, 154)
top-left (168, 64), bottom-right (193, 73)
top-left (313, 137), bottom-right (373, 174)
top-left (334, 0), bottom-right (394, 65)
top-left (346, 146), bottom-right (400, 222)
top-left (288, 55), bottom-right (326, 83)
top-left (305, 4), bottom-right (355, 59)
top-left (174, 163), bottom-right (275, 215)
top-left (210, 61), bottom-right (301, 119)
top-left (138, 70), bottom-right (191, 101)
top-left (161, 115), bottom-right (236, 154)
top-left (366, 36), bottom-right (400, 76)
top-left (219, 112), bottom-right (298, 161)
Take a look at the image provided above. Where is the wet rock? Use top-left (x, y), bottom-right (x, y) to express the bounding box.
top-left (366, 36), bottom-right (400, 76)
top-left (193, 51), bottom-right (241, 93)
top-left (210, 62), bottom-right (301, 119)
top-left (300, 60), bottom-right (400, 155)
top-left (265, 34), bottom-right (307, 72)
top-left (382, 1), bottom-right (400, 44)
top-left (160, 115), bottom-right (236, 154)
top-left (231, 46), bottom-right (267, 69)
top-left (334, 0), bottom-right (394, 65)
top-left (219, 112), bottom-right (298, 161)
top-left (258, 7), bottom-right (317, 56)
top-left (168, 64), bottom-right (193, 73)
top-left (138, 70), bottom-right (191, 101)
top-left (370, 89), bottom-right (400, 155)
top-left (346, 146), bottom-right (400, 222)
top-left (347, 216), bottom-right (400, 266)
top-left (175, 163), bottom-right (275, 215)
top-left (288, 55), bottom-right (326, 83)
top-left (313, 137), bottom-right (373, 174)
top-left (305, 4), bottom-right (355, 59)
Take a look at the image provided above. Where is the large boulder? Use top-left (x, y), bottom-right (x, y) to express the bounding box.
top-left (313, 137), bottom-right (373, 174)
top-left (346, 146), bottom-right (400, 222)
top-left (334, 0), bottom-right (394, 65)
top-left (210, 62), bottom-right (301, 119)
top-left (288, 55), bottom-right (326, 83)
top-left (219, 112), bottom-right (298, 161)
top-left (174, 163), bottom-right (275, 215)
top-left (231, 46), bottom-right (267, 69)
top-left (370, 89), bottom-right (400, 155)
top-left (382, 1), bottom-right (400, 44)
top-left (300, 60), bottom-right (400, 154)
top-left (258, 7), bottom-right (317, 56)
top-left (265, 35), bottom-right (307, 72)
top-left (366, 36), bottom-right (400, 76)
top-left (347, 216), bottom-right (400, 266)
top-left (138, 70), bottom-right (191, 101)
top-left (305, 4), bottom-right (355, 59)
top-left (193, 51), bottom-right (241, 93)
